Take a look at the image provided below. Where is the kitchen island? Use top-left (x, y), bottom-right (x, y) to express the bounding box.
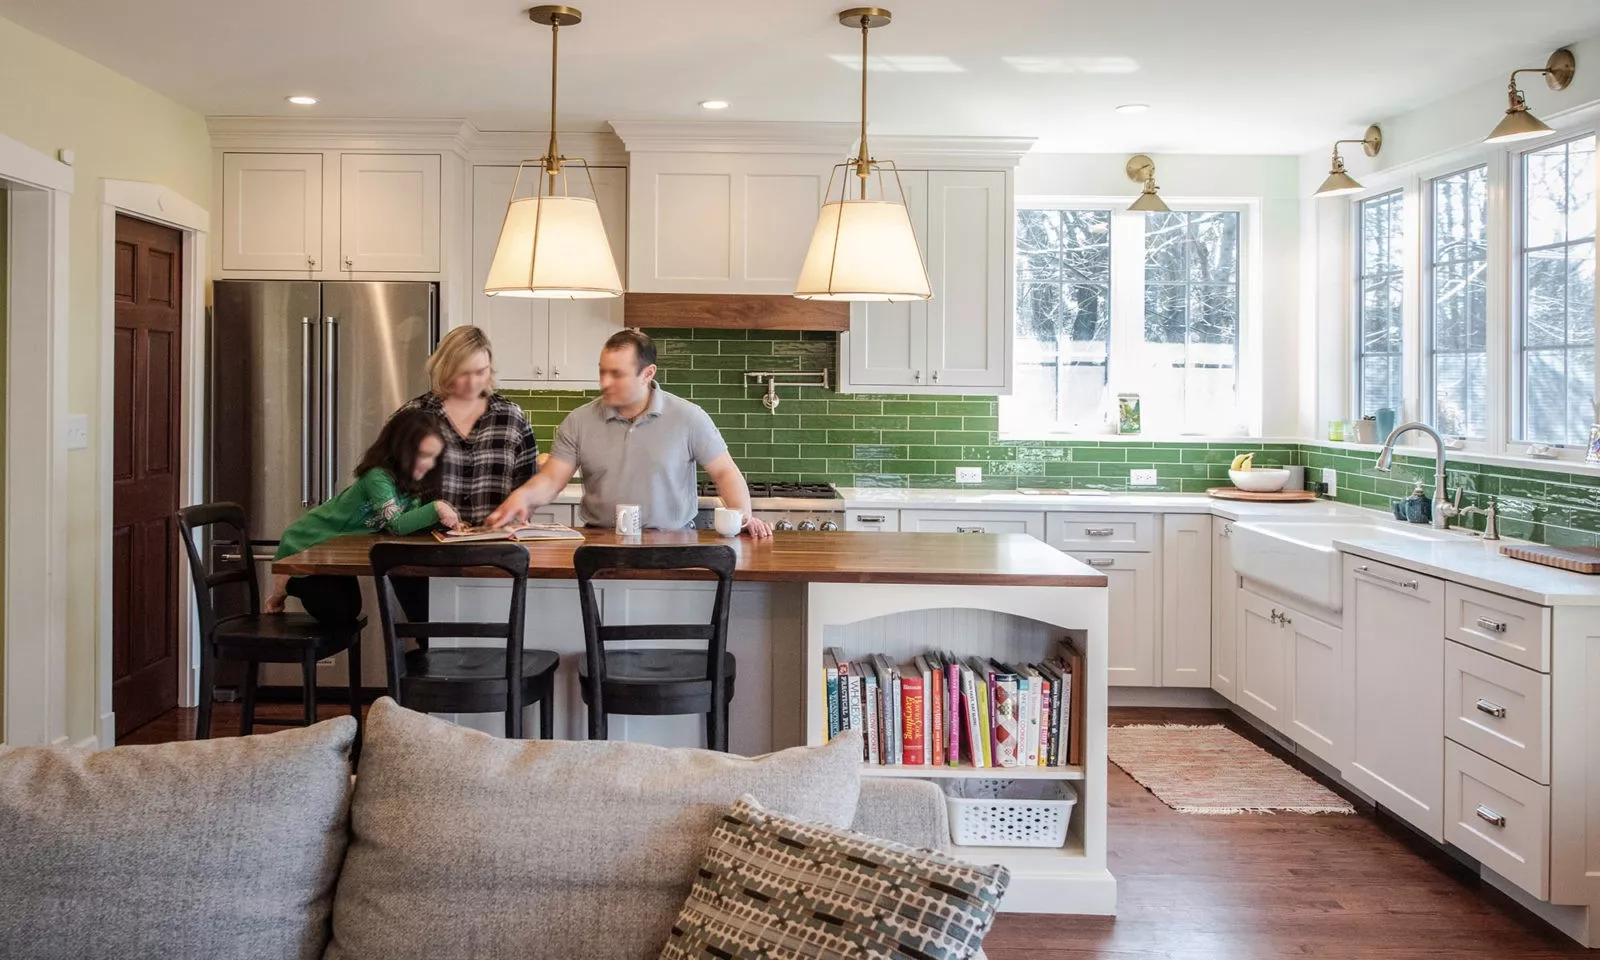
top-left (275, 529), bottom-right (1113, 914)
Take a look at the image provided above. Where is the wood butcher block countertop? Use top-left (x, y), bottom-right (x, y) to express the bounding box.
top-left (272, 530), bottom-right (1106, 587)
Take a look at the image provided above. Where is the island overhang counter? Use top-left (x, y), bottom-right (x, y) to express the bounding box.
top-left (273, 529), bottom-right (1114, 915)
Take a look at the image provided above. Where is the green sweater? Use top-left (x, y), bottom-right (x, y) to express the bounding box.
top-left (274, 468), bottom-right (441, 562)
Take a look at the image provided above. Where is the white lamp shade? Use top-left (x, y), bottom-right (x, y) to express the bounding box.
top-left (484, 194), bottom-right (622, 299)
top-left (794, 199), bottom-right (931, 301)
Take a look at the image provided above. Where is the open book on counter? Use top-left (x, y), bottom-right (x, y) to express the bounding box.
top-left (822, 638), bottom-right (1084, 769)
top-left (432, 523), bottom-right (585, 543)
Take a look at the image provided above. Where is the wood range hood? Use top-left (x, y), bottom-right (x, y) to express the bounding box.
top-left (623, 293), bottom-right (849, 331)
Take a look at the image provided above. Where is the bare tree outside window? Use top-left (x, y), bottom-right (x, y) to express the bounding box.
top-left (1428, 166), bottom-right (1489, 439)
top-left (1519, 135), bottom-right (1596, 446)
top-left (1011, 208), bottom-right (1112, 433)
top-left (1356, 190), bottom-right (1404, 419)
top-left (1141, 211), bottom-right (1240, 432)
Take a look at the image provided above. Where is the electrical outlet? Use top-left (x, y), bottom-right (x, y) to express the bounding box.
top-left (1323, 469), bottom-right (1337, 496)
top-left (1129, 469), bottom-right (1157, 487)
top-left (955, 467), bottom-right (983, 484)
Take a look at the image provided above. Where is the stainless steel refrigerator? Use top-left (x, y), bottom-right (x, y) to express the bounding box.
top-left (208, 280), bottom-right (436, 694)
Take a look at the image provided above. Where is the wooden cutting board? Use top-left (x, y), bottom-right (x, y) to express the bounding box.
top-left (1500, 543), bottom-right (1600, 574)
top-left (1206, 487), bottom-right (1320, 502)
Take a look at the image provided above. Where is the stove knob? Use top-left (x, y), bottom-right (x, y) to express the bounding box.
top-left (797, 520), bottom-right (818, 531)
top-left (819, 521), bottom-right (839, 532)
top-left (773, 519), bottom-right (794, 531)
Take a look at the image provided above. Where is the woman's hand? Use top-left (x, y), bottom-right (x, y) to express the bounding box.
top-left (485, 490), bottom-right (532, 529)
top-left (265, 591), bottom-right (288, 614)
top-left (435, 500), bottom-right (462, 530)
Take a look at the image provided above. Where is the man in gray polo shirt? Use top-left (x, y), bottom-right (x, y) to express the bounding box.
top-left (486, 330), bottom-right (773, 538)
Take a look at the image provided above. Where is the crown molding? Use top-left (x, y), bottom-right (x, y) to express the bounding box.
top-left (870, 136), bottom-right (1037, 170)
top-left (608, 120), bottom-right (858, 155)
top-left (206, 117), bottom-right (474, 154)
top-left (465, 126), bottom-right (629, 166)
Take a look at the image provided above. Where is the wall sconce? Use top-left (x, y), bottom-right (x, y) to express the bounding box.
top-left (1125, 155), bottom-right (1169, 212)
top-left (1314, 125), bottom-right (1382, 198)
top-left (1485, 47), bottom-right (1576, 144)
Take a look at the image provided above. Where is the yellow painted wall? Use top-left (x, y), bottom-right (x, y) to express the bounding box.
top-left (0, 16), bottom-right (211, 742)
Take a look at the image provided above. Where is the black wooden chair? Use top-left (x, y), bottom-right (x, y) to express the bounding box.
top-left (176, 503), bottom-right (364, 740)
top-left (574, 544), bottom-right (738, 752)
top-left (370, 541), bottom-right (558, 739)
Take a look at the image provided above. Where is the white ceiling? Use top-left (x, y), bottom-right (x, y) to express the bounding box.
top-left (6, 0), bottom-right (1600, 154)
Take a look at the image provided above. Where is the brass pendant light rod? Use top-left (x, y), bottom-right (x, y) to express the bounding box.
top-left (839, 7), bottom-right (891, 199)
top-left (529, 5), bottom-right (583, 189)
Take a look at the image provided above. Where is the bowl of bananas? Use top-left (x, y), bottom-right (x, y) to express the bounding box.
top-left (1227, 453), bottom-right (1291, 492)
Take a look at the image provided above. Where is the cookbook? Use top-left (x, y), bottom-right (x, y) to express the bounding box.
top-left (432, 523), bottom-right (585, 543)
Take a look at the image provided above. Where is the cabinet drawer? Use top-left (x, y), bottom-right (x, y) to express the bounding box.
top-left (899, 509), bottom-right (1043, 538)
top-left (1445, 641), bottom-right (1550, 783)
top-left (1444, 582), bottom-right (1550, 672)
top-left (1046, 512), bottom-right (1155, 552)
top-left (1444, 740), bottom-right (1550, 899)
top-left (845, 509), bottom-right (899, 532)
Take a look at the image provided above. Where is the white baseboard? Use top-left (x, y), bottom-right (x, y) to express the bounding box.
top-left (98, 712), bottom-right (116, 749)
top-left (1108, 686), bottom-right (1228, 709)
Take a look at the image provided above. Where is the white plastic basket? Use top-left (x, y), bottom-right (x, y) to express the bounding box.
top-left (942, 779), bottom-right (1077, 848)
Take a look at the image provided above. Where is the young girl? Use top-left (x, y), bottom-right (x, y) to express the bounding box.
top-left (267, 409), bottom-right (462, 623)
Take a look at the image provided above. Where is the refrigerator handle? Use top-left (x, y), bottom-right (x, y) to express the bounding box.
top-left (300, 317), bottom-right (315, 505)
top-left (324, 316), bottom-right (339, 502)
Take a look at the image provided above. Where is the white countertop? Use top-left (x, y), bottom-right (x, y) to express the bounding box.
top-left (838, 486), bottom-right (1600, 606)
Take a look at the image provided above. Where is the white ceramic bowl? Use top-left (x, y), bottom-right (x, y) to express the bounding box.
top-left (1228, 467), bottom-right (1291, 492)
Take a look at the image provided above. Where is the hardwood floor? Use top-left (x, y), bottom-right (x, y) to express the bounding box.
top-left (118, 704), bottom-right (1591, 958)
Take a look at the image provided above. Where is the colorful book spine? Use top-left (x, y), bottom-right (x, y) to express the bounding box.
top-left (973, 665), bottom-right (993, 768)
top-left (862, 666), bottom-right (880, 765)
top-left (946, 657), bottom-right (961, 767)
top-left (846, 663), bottom-right (865, 746)
top-left (992, 675), bottom-right (1019, 768)
top-left (960, 663), bottom-right (984, 767)
top-left (1022, 665), bottom-right (1041, 767)
top-left (918, 655), bottom-right (941, 767)
top-left (901, 672), bottom-right (925, 766)
top-left (1038, 672), bottom-right (1052, 767)
top-left (823, 650), bottom-right (841, 741)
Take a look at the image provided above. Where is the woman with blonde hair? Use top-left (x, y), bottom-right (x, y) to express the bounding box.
top-left (399, 325), bottom-right (539, 527)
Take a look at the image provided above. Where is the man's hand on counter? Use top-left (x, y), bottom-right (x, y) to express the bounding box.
top-left (743, 515), bottom-right (774, 539)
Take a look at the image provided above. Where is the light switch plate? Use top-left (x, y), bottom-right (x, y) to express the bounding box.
top-left (1129, 469), bottom-right (1157, 487)
top-left (955, 467), bottom-right (983, 484)
top-left (65, 414), bottom-right (89, 450)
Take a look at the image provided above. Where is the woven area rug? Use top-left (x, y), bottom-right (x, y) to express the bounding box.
top-left (1108, 724), bottom-right (1355, 815)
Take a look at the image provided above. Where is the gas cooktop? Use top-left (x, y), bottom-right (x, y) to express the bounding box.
top-left (695, 482), bottom-right (841, 502)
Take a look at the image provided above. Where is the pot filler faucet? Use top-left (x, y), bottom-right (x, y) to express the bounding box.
top-left (1374, 421), bottom-right (1459, 531)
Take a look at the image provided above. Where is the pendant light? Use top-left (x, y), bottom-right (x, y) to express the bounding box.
top-left (794, 8), bottom-right (931, 302)
top-left (484, 5), bottom-right (622, 300)
top-left (1313, 125), bottom-right (1383, 198)
top-left (1485, 47), bottom-right (1576, 144)
top-left (1125, 155), bottom-right (1170, 212)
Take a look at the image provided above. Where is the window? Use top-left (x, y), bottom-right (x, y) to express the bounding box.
top-left (1007, 205), bottom-right (1243, 436)
top-left (1013, 208), bottom-right (1112, 432)
top-left (1426, 166), bottom-right (1489, 439)
top-left (1517, 134), bottom-right (1596, 446)
top-left (1356, 190), bottom-right (1404, 419)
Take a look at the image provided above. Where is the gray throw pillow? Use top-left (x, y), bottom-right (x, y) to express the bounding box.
top-left (0, 717), bottom-right (358, 960)
top-left (325, 698), bottom-right (862, 960)
top-left (661, 794), bottom-right (1010, 960)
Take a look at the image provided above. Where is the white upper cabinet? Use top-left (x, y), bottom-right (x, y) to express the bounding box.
top-left (626, 153), bottom-right (831, 294)
top-left (470, 164), bottom-right (626, 388)
top-left (221, 153), bottom-right (323, 271)
top-left (840, 168), bottom-right (1013, 395)
top-left (339, 154), bottom-right (441, 273)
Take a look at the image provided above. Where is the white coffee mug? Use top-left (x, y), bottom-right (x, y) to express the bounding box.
top-left (713, 507), bottom-right (744, 537)
top-left (615, 503), bottom-right (642, 536)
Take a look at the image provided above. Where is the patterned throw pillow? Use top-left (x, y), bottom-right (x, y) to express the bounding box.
top-left (662, 794), bottom-right (1009, 960)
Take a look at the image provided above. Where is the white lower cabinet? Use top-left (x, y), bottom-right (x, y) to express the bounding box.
top-left (1344, 556), bottom-right (1447, 841)
top-left (1445, 740), bottom-right (1551, 898)
top-left (1161, 515), bottom-right (1212, 688)
top-left (1211, 519), bottom-right (1239, 702)
top-left (1237, 589), bottom-right (1292, 732)
top-left (1445, 640), bottom-right (1550, 783)
top-left (897, 509), bottom-right (1044, 539)
top-left (1287, 605), bottom-right (1346, 768)
top-left (1071, 551), bottom-right (1156, 687)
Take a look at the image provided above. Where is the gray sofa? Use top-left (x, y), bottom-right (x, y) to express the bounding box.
top-left (0, 697), bottom-right (969, 960)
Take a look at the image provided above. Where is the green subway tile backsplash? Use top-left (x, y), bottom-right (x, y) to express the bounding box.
top-left (500, 330), bottom-right (1600, 544)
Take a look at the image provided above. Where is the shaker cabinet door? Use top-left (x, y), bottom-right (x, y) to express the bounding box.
top-left (221, 153), bottom-right (323, 271)
top-left (339, 153), bottom-right (441, 273)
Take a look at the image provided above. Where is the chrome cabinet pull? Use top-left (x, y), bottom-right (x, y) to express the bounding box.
top-left (1475, 698), bottom-right (1508, 719)
top-left (1355, 565), bottom-right (1419, 590)
top-left (1084, 527), bottom-right (1116, 537)
top-left (857, 515), bottom-right (886, 524)
top-left (1475, 805), bottom-right (1507, 828)
top-left (300, 317), bottom-right (315, 505)
top-left (343, 255), bottom-right (354, 269)
top-left (932, 370), bottom-right (940, 384)
top-left (1085, 558), bottom-right (1115, 567)
top-left (1475, 616), bottom-right (1508, 633)
top-left (913, 370), bottom-right (922, 383)
top-left (1221, 523), bottom-right (1233, 538)
top-left (955, 525), bottom-right (986, 534)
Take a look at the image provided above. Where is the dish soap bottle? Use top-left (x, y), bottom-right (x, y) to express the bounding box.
top-left (1401, 482), bottom-right (1432, 524)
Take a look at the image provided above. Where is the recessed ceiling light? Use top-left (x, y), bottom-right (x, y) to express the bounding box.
top-left (700, 99), bottom-right (730, 110)
top-left (286, 95), bottom-right (319, 106)
top-left (1114, 103), bottom-right (1150, 114)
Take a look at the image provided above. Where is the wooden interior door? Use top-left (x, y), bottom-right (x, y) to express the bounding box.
top-left (112, 214), bottom-right (183, 737)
